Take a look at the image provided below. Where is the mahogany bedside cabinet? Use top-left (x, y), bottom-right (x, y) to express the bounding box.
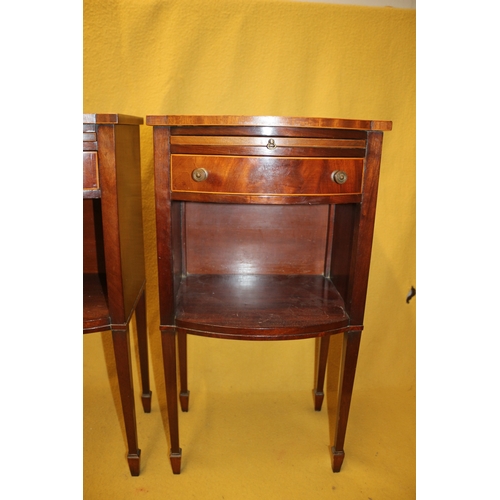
top-left (83, 114), bottom-right (151, 476)
top-left (146, 115), bottom-right (391, 474)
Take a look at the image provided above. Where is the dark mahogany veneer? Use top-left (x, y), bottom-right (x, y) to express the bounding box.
top-left (147, 115), bottom-right (391, 474)
top-left (83, 114), bottom-right (151, 476)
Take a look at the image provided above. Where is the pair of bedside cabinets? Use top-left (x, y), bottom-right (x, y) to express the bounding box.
top-left (83, 113), bottom-right (392, 476)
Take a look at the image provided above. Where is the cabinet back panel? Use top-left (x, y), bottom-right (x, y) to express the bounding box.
top-left (185, 203), bottom-right (329, 275)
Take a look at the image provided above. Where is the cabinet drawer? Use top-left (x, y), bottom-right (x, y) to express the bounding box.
top-left (171, 155), bottom-right (363, 197)
top-left (83, 151), bottom-right (99, 191)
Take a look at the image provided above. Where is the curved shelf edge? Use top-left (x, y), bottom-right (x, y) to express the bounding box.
top-left (174, 274), bottom-right (350, 340)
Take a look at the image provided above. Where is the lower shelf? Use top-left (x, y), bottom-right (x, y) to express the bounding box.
top-left (175, 274), bottom-right (349, 340)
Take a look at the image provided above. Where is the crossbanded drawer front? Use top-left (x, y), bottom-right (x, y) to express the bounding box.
top-left (83, 151), bottom-right (99, 191)
top-left (171, 155), bottom-right (362, 196)
top-left (170, 135), bottom-right (366, 157)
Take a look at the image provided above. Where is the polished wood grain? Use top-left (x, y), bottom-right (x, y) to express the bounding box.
top-left (83, 132), bottom-right (97, 142)
top-left (83, 141), bottom-right (99, 151)
top-left (344, 131), bottom-right (384, 326)
top-left (147, 115), bottom-right (392, 131)
top-left (171, 135), bottom-right (365, 148)
top-left (149, 115), bottom-right (391, 474)
top-left (83, 273), bottom-right (109, 332)
top-left (83, 199), bottom-right (105, 274)
top-left (171, 125), bottom-right (368, 139)
top-left (83, 113), bottom-right (143, 125)
top-left (83, 114), bottom-right (151, 476)
top-left (153, 125), bottom-right (177, 326)
top-left (113, 124), bottom-right (146, 323)
top-left (170, 131), bottom-right (366, 157)
top-left (171, 156), bottom-right (363, 197)
top-left (83, 151), bottom-right (99, 192)
top-left (171, 191), bottom-right (362, 205)
top-left (171, 145), bottom-right (366, 158)
top-left (313, 335), bottom-right (331, 411)
top-left (184, 203), bottom-right (328, 275)
top-left (178, 330), bottom-right (190, 412)
top-left (331, 329), bottom-right (362, 472)
top-left (175, 275), bottom-right (350, 340)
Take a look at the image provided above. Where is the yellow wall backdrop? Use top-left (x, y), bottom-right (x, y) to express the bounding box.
top-left (84, 0), bottom-right (415, 394)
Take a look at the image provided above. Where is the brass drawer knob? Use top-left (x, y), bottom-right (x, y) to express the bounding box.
top-left (192, 168), bottom-right (208, 182)
top-left (266, 139), bottom-right (277, 150)
top-left (331, 170), bottom-right (348, 184)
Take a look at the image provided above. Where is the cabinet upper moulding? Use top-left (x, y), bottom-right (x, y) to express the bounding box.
top-left (146, 115), bottom-right (392, 131)
top-left (83, 113), bottom-right (144, 125)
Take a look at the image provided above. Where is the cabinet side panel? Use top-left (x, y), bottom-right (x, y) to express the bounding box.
top-left (330, 203), bottom-right (357, 305)
top-left (115, 124), bottom-right (146, 319)
top-left (98, 125), bottom-right (125, 322)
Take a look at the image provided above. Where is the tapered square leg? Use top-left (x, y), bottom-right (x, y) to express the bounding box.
top-left (127, 450), bottom-right (141, 477)
top-left (330, 329), bottom-right (362, 473)
top-left (135, 290), bottom-right (152, 413)
top-left (112, 327), bottom-right (141, 476)
top-left (161, 327), bottom-right (182, 474)
top-left (331, 449), bottom-right (345, 473)
top-left (313, 334), bottom-right (330, 411)
top-left (170, 450), bottom-right (182, 474)
top-left (178, 330), bottom-right (190, 412)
